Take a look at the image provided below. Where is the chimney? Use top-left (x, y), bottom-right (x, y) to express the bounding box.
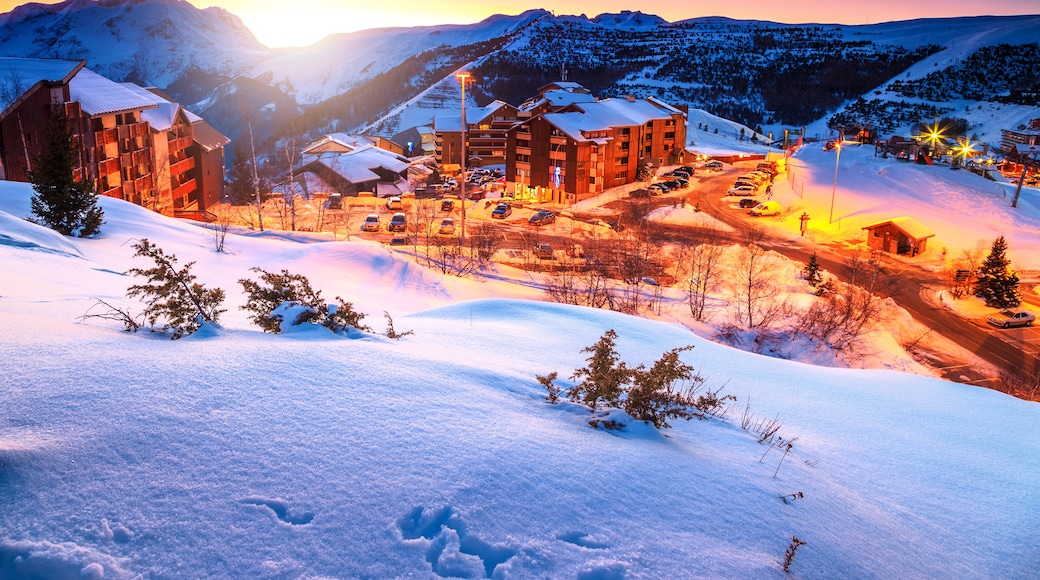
top-left (626, 95), bottom-right (635, 102)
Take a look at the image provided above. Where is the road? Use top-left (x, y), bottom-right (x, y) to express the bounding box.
top-left (682, 161), bottom-right (1039, 388)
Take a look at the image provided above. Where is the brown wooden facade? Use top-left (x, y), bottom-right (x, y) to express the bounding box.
top-left (862, 218), bottom-right (934, 257)
top-left (505, 100), bottom-right (687, 205)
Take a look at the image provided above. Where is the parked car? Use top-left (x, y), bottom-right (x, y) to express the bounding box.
top-left (749, 200), bottom-right (782, 216)
top-left (648, 184), bottom-right (668, 195)
top-left (630, 188), bottom-right (651, 198)
top-left (440, 198), bottom-right (455, 212)
top-left (728, 184), bottom-right (758, 195)
top-left (468, 191), bottom-right (486, 200)
top-left (533, 243), bottom-right (554, 259)
top-left (529, 210), bottom-right (556, 226)
top-left (738, 198), bottom-right (758, 208)
top-left (385, 196), bottom-right (403, 210)
top-left (987, 310), bottom-right (1035, 328)
top-left (491, 203), bottom-right (512, 219)
top-left (389, 234), bottom-right (411, 246)
top-left (325, 193), bottom-right (343, 209)
top-left (438, 217), bottom-right (456, 235)
top-left (361, 213), bottom-right (381, 232)
top-left (388, 212), bottom-right (407, 232)
top-left (705, 160), bottom-right (723, 171)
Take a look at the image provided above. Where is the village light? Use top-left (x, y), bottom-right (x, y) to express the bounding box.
top-left (456, 71), bottom-right (471, 239)
top-left (956, 138), bottom-right (976, 166)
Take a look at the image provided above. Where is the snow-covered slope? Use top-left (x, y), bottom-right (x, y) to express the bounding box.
top-left (251, 10), bottom-right (547, 105)
top-left (1, 166), bottom-right (1039, 577)
top-left (0, 0), bottom-right (267, 87)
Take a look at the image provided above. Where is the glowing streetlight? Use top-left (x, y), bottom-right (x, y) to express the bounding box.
top-left (955, 138), bottom-right (976, 167)
top-left (456, 71), bottom-right (471, 238)
top-left (920, 121), bottom-right (945, 159)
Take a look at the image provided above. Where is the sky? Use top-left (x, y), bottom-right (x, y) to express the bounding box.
top-left (1, 0), bottom-right (1037, 47)
top-left (2, 127), bottom-right (1040, 577)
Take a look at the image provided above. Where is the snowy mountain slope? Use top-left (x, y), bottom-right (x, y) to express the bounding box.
top-left (1, 181), bottom-right (1039, 578)
top-left (0, 0), bottom-right (267, 87)
top-left (251, 10), bottom-right (548, 105)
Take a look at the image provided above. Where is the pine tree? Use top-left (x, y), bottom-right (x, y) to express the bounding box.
top-left (803, 252), bottom-right (823, 287)
top-left (28, 110), bottom-right (104, 236)
top-left (974, 235), bottom-right (1021, 308)
top-left (567, 329), bottom-right (631, 411)
top-left (226, 141), bottom-right (256, 206)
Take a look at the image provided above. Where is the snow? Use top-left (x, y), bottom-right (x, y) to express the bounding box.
top-left (2, 128), bottom-right (1040, 578)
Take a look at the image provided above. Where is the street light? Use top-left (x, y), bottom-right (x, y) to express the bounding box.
top-left (829, 135), bottom-right (842, 224)
top-left (456, 71), bottom-right (471, 239)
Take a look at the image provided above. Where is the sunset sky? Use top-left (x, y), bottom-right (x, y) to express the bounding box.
top-left (1, 0), bottom-right (1037, 48)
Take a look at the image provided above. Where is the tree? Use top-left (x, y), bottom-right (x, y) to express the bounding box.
top-left (28, 110), bottom-right (104, 236)
top-left (974, 235), bottom-right (1021, 307)
top-left (225, 141), bottom-right (256, 206)
top-left (567, 329), bottom-right (631, 411)
top-left (802, 252), bottom-right (823, 287)
top-left (125, 239), bottom-right (225, 339)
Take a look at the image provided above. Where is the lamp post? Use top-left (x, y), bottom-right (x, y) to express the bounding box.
top-left (456, 71), bottom-right (470, 239)
top-left (829, 136), bottom-right (842, 224)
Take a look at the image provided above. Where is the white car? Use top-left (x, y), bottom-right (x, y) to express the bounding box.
top-left (727, 184), bottom-right (757, 196)
top-left (987, 310), bottom-right (1035, 328)
top-left (361, 214), bottom-right (380, 232)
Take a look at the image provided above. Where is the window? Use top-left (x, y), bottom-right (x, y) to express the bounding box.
top-left (618, 156), bottom-right (629, 166)
top-left (614, 170), bottom-right (628, 180)
top-left (664, 131), bottom-right (675, 139)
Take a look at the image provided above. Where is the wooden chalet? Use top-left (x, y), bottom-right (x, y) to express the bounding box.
top-left (0, 58), bottom-right (86, 183)
top-left (862, 217), bottom-right (935, 257)
top-left (298, 142), bottom-right (411, 198)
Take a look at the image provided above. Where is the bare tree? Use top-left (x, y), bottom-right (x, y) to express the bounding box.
top-left (729, 228), bottom-right (786, 329)
top-left (795, 253), bottom-right (889, 352)
top-left (208, 203), bottom-right (234, 253)
top-left (675, 222), bottom-right (727, 320)
top-left (248, 123), bottom-right (264, 231)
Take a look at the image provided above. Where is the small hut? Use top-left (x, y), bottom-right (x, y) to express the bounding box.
top-left (862, 217), bottom-right (934, 257)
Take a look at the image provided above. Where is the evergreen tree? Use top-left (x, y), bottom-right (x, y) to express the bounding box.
top-left (803, 252), bottom-right (823, 287)
top-left (28, 110), bottom-right (103, 236)
top-left (567, 329), bottom-right (631, 411)
top-left (226, 141), bottom-right (256, 206)
top-left (974, 235), bottom-right (1021, 308)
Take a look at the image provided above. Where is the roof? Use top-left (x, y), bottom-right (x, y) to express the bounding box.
top-left (433, 115), bottom-right (463, 133)
top-left (303, 144), bottom-right (410, 184)
top-left (70, 68), bottom-right (156, 117)
top-left (301, 133), bottom-right (378, 154)
top-left (0, 57), bottom-right (84, 118)
top-left (192, 120), bottom-right (231, 152)
top-left (541, 97), bottom-right (683, 143)
top-left (862, 217), bottom-right (935, 240)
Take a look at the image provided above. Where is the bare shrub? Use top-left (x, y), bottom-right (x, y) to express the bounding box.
top-left (783, 537), bottom-right (807, 572)
top-left (674, 223), bottom-right (727, 321)
top-left (79, 298), bottom-right (142, 333)
top-left (728, 229), bottom-right (787, 329)
top-left (794, 254), bottom-right (887, 352)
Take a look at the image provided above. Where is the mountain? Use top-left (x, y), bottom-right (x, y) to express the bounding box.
top-left (1, 1), bottom-right (1038, 158)
top-left (0, 0), bottom-right (267, 87)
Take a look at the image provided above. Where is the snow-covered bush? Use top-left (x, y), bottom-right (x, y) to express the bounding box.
top-left (238, 268), bottom-right (369, 334)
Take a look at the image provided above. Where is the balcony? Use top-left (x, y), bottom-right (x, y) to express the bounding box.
top-left (130, 122), bottom-right (149, 139)
top-left (171, 157), bottom-right (195, 176)
top-left (172, 179), bottom-right (197, 201)
top-left (95, 128), bottom-right (118, 147)
top-left (171, 135), bottom-right (194, 152)
top-left (97, 157), bottom-right (120, 176)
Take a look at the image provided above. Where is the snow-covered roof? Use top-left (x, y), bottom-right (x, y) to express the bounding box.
top-left (0, 57), bottom-right (83, 116)
top-left (433, 115), bottom-right (463, 133)
top-left (70, 68), bottom-right (157, 117)
top-left (1014, 143), bottom-right (1040, 158)
top-left (543, 88), bottom-right (597, 108)
top-left (302, 133), bottom-right (378, 154)
top-left (305, 144), bottom-right (410, 184)
top-left (862, 216), bottom-right (935, 240)
top-left (542, 97), bottom-right (684, 142)
top-left (192, 121), bottom-right (231, 152)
